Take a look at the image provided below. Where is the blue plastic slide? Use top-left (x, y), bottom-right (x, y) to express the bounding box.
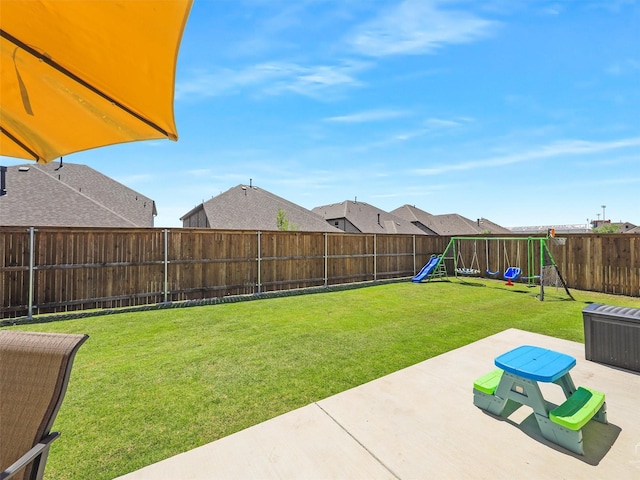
top-left (412, 256), bottom-right (441, 282)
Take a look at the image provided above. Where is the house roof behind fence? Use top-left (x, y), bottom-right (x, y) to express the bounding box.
top-left (312, 201), bottom-right (428, 235)
top-left (0, 162), bottom-right (156, 227)
top-left (391, 204), bottom-right (511, 235)
top-left (182, 184), bottom-right (341, 232)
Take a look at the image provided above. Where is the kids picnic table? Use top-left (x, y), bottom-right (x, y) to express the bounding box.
top-left (473, 345), bottom-right (607, 455)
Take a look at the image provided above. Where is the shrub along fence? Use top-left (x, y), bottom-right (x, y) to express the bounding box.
top-left (0, 227), bottom-right (638, 319)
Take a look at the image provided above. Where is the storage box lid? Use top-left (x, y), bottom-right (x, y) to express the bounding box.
top-left (583, 303), bottom-right (640, 321)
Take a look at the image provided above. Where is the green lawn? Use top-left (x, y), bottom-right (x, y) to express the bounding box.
top-left (7, 279), bottom-right (640, 480)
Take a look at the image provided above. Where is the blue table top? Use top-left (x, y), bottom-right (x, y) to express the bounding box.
top-left (494, 345), bottom-right (576, 382)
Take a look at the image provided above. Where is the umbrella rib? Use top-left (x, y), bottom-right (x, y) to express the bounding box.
top-left (0, 29), bottom-right (172, 139)
top-left (0, 126), bottom-right (39, 161)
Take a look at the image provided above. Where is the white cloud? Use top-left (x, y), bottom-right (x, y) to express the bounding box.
top-left (371, 183), bottom-right (449, 198)
top-left (347, 0), bottom-right (498, 57)
top-left (325, 109), bottom-right (409, 123)
top-left (425, 118), bottom-right (464, 128)
top-left (185, 168), bottom-right (213, 177)
top-left (540, 4), bottom-right (564, 16)
top-left (176, 61), bottom-right (370, 100)
top-left (175, 65), bottom-right (282, 98)
top-left (393, 129), bottom-right (428, 142)
top-left (413, 137), bottom-right (640, 175)
top-left (269, 61), bottom-right (370, 98)
top-left (605, 59), bottom-right (640, 76)
top-left (586, 0), bottom-right (639, 13)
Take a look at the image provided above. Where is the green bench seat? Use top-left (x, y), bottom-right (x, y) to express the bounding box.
top-left (549, 387), bottom-right (605, 431)
top-left (473, 368), bottom-right (503, 395)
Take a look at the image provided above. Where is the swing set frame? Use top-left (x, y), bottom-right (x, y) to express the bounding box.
top-left (437, 234), bottom-right (573, 301)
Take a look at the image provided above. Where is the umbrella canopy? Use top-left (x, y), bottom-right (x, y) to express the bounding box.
top-left (0, 0), bottom-right (192, 164)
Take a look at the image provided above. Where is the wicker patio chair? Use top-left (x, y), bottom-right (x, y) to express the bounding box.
top-left (0, 331), bottom-right (88, 480)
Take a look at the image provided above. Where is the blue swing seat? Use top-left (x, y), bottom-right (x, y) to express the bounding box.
top-left (486, 269), bottom-right (500, 277)
top-left (504, 267), bottom-right (522, 281)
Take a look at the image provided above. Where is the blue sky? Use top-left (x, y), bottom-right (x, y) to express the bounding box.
top-left (3, 0), bottom-right (639, 228)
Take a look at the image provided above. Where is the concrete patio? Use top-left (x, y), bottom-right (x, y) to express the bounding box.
top-left (116, 328), bottom-right (640, 479)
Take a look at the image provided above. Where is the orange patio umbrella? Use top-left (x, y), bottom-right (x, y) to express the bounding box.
top-left (0, 0), bottom-right (193, 164)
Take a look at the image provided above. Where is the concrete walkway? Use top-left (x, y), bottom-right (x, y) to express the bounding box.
top-left (116, 329), bottom-right (640, 479)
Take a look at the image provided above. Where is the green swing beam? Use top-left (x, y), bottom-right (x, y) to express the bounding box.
top-left (439, 235), bottom-right (574, 301)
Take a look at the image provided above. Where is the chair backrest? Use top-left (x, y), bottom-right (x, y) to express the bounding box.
top-left (0, 331), bottom-right (88, 480)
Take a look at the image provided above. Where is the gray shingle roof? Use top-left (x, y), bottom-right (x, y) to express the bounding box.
top-left (312, 201), bottom-right (428, 235)
top-left (391, 205), bottom-right (510, 235)
top-left (0, 162), bottom-right (156, 227)
top-left (181, 184), bottom-right (341, 232)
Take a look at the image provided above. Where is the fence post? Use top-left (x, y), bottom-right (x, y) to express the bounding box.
top-left (413, 235), bottom-right (416, 275)
top-left (27, 227), bottom-right (35, 319)
top-left (324, 232), bottom-right (328, 287)
top-left (539, 238), bottom-right (545, 302)
top-left (163, 229), bottom-right (169, 303)
top-left (257, 231), bottom-right (262, 294)
top-left (373, 234), bottom-right (377, 281)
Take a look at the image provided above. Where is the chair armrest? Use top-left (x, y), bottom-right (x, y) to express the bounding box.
top-left (0, 432), bottom-right (60, 480)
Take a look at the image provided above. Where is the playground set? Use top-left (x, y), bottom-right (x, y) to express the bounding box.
top-left (412, 232), bottom-right (574, 301)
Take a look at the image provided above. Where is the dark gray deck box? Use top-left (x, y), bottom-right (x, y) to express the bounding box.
top-left (582, 303), bottom-right (640, 373)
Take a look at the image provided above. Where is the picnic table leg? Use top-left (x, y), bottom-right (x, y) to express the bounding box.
top-left (553, 373), bottom-right (577, 398)
top-left (494, 374), bottom-right (548, 417)
top-left (536, 418), bottom-right (585, 455)
top-left (480, 375), bottom-right (515, 415)
top-left (593, 402), bottom-right (608, 424)
top-left (493, 372), bottom-right (575, 451)
top-left (473, 389), bottom-right (514, 415)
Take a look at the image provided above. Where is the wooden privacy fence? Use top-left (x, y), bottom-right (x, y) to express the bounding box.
top-left (0, 227), bottom-right (638, 319)
top-left (0, 227), bottom-right (450, 319)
